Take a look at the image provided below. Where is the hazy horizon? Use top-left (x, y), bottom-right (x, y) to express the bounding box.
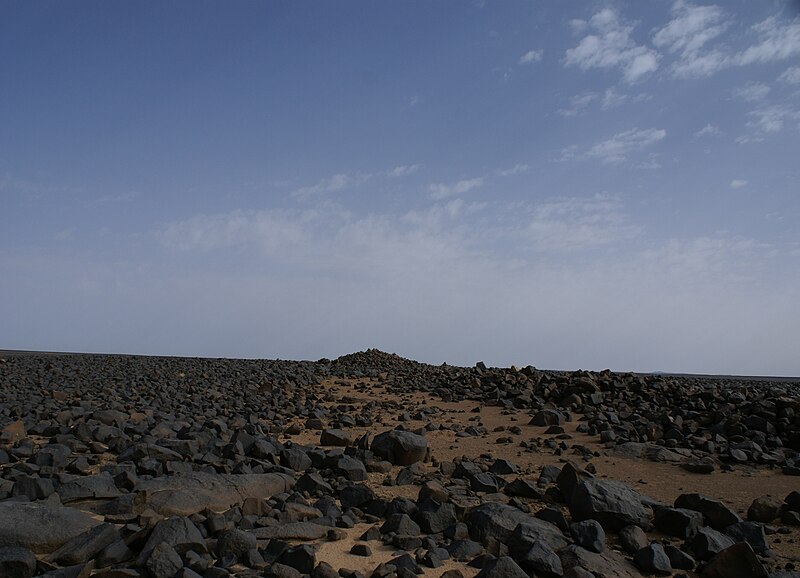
top-left (2, 2), bottom-right (800, 376)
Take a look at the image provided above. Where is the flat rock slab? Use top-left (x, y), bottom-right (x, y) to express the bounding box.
top-left (252, 522), bottom-right (330, 541)
top-left (135, 472), bottom-right (294, 516)
top-left (559, 544), bottom-right (641, 578)
top-left (0, 503), bottom-right (100, 554)
top-left (607, 442), bottom-right (689, 463)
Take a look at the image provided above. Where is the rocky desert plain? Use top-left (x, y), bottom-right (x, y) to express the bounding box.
top-left (0, 349), bottom-right (799, 578)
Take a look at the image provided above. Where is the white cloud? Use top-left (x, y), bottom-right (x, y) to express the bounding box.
top-left (779, 66), bottom-right (800, 85)
top-left (11, 200), bottom-right (796, 375)
top-left (158, 209), bottom-right (311, 253)
top-left (54, 228), bottom-right (77, 241)
top-left (91, 191), bottom-right (140, 205)
top-left (495, 164), bottom-right (529, 177)
top-left (586, 127), bottom-right (667, 164)
top-left (653, 1), bottom-right (731, 77)
top-left (290, 172), bottom-right (371, 200)
top-left (523, 193), bottom-right (641, 252)
top-left (519, 49), bottom-right (543, 64)
top-left (558, 92), bottom-right (598, 117)
top-left (732, 81), bottom-right (770, 102)
top-left (695, 123), bottom-right (721, 137)
top-left (651, 6), bottom-right (800, 78)
top-left (601, 87), bottom-right (628, 109)
top-left (387, 164), bottom-right (422, 178)
top-left (746, 105), bottom-right (800, 134)
top-left (564, 8), bottom-right (659, 83)
top-left (428, 177), bottom-right (483, 200)
top-left (730, 179), bottom-right (748, 188)
top-left (736, 16), bottom-right (800, 66)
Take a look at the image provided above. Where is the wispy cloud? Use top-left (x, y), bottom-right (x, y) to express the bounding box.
top-left (585, 127), bottom-right (667, 164)
top-left (158, 209), bottom-right (312, 253)
top-left (290, 172), bottom-right (371, 200)
top-left (523, 193), bottom-right (641, 252)
top-left (653, 1), bottom-right (730, 77)
top-left (649, 5), bottom-right (800, 78)
top-left (730, 179), bottom-right (748, 189)
top-left (779, 66), bottom-right (800, 85)
top-left (428, 177), bottom-right (483, 200)
top-left (732, 81), bottom-right (770, 102)
top-left (387, 164), bottom-right (422, 178)
top-left (90, 191), bottom-right (140, 206)
top-left (695, 123), bottom-right (721, 137)
top-left (564, 8), bottom-right (659, 83)
top-left (519, 49), bottom-right (543, 64)
top-left (735, 16), bottom-right (800, 66)
top-left (746, 104), bottom-right (800, 135)
top-left (495, 164), bottom-right (529, 177)
top-left (558, 92), bottom-right (598, 117)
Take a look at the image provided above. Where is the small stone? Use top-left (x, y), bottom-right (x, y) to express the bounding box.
top-left (475, 556), bottom-right (527, 578)
top-left (146, 542), bottom-right (183, 578)
top-left (618, 525), bottom-right (649, 555)
top-left (633, 543), bottom-right (672, 576)
top-left (569, 519), bottom-right (605, 553)
top-left (350, 544), bottom-right (372, 557)
top-left (748, 495), bottom-right (783, 523)
top-left (701, 542), bottom-right (768, 578)
top-left (0, 546), bottom-right (37, 578)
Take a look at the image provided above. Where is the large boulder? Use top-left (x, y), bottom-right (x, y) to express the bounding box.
top-left (468, 502), bottom-right (566, 550)
top-left (674, 493), bottom-right (741, 531)
top-left (569, 479), bottom-right (651, 531)
top-left (135, 472), bottom-right (294, 515)
top-left (371, 430), bottom-right (428, 466)
top-left (0, 547), bottom-right (37, 578)
top-left (701, 542), bottom-right (768, 578)
top-left (137, 516), bottom-right (207, 565)
top-left (559, 544), bottom-right (641, 578)
top-left (0, 503), bottom-right (100, 554)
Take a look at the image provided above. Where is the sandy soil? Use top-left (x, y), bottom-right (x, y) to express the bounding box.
top-left (284, 378), bottom-right (800, 573)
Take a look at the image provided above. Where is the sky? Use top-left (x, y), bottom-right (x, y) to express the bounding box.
top-left (2, 1), bottom-right (800, 375)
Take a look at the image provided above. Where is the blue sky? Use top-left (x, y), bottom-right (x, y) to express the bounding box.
top-left (2, 1), bottom-right (799, 375)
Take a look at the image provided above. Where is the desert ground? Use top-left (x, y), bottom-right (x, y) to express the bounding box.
top-left (0, 349), bottom-right (798, 578)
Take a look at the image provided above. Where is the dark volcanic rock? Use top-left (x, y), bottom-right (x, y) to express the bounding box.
top-left (138, 516), bottom-right (207, 565)
top-left (633, 543), bottom-right (672, 576)
top-left (747, 495), bottom-right (783, 523)
top-left (691, 526), bottom-right (736, 561)
top-left (569, 479), bottom-right (651, 531)
top-left (653, 506), bottom-right (704, 538)
top-left (320, 428), bottom-right (352, 446)
top-left (470, 503), bottom-right (568, 552)
top-left (618, 525), bottom-right (649, 555)
top-left (47, 523), bottom-right (119, 566)
top-left (57, 473), bottom-right (123, 503)
top-left (253, 522), bottom-right (330, 541)
top-left (570, 520), bottom-right (605, 553)
top-left (135, 472), bottom-right (294, 516)
top-left (216, 528), bottom-right (257, 560)
top-left (701, 542), bottom-right (768, 578)
top-left (475, 556), bottom-right (528, 578)
top-left (514, 539), bottom-right (562, 577)
top-left (146, 542), bottom-right (183, 578)
top-left (558, 544), bottom-right (641, 578)
top-left (0, 503), bottom-right (100, 554)
top-left (371, 430), bottom-right (428, 466)
top-left (723, 521), bottom-right (768, 554)
top-left (0, 547), bottom-right (37, 578)
top-left (381, 513), bottom-right (421, 537)
top-left (675, 493), bottom-right (742, 530)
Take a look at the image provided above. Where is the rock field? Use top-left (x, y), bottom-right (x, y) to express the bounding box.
top-left (0, 348), bottom-right (799, 578)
